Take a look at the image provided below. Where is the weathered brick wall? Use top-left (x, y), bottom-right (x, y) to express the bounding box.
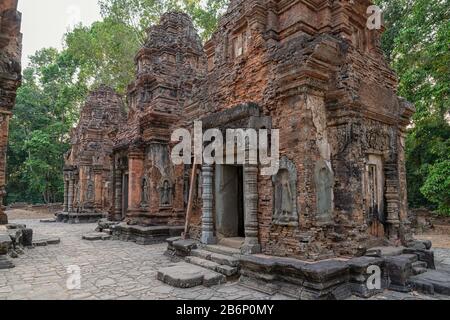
top-left (0, 0), bottom-right (21, 224)
top-left (107, 0), bottom-right (413, 259)
top-left (111, 12), bottom-right (206, 226)
top-left (64, 86), bottom-right (125, 213)
top-left (186, 0), bottom-right (414, 259)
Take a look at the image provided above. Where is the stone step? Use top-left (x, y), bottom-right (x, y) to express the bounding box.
top-left (412, 261), bottom-right (429, 275)
top-left (412, 261), bottom-right (428, 269)
top-left (82, 232), bottom-right (111, 241)
top-left (185, 256), bottom-right (238, 277)
top-left (191, 249), bottom-right (212, 260)
top-left (157, 262), bottom-right (226, 288)
top-left (412, 267), bottom-right (428, 276)
top-left (409, 270), bottom-right (450, 296)
top-left (219, 238), bottom-right (244, 250)
top-left (366, 246), bottom-right (405, 257)
top-left (400, 254), bottom-right (419, 264)
top-left (210, 252), bottom-right (240, 267)
top-left (204, 244), bottom-right (241, 257)
top-left (33, 237), bottom-right (61, 246)
top-left (192, 249), bottom-right (240, 267)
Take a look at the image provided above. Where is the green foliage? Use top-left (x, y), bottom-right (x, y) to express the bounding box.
top-left (377, 0), bottom-right (450, 215)
top-left (98, 0), bottom-right (228, 42)
top-left (405, 116), bottom-right (450, 210)
top-left (64, 18), bottom-right (139, 94)
top-left (7, 48), bottom-right (87, 204)
top-left (421, 160), bottom-right (450, 215)
top-left (7, 0), bottom-right (228, 204)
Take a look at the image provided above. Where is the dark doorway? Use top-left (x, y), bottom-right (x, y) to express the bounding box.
top-left (215, 165), bottom-right (245, 238)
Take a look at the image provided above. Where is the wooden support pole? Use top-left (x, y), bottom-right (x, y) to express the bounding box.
top-left (182, 163), bottom-right (198, 239)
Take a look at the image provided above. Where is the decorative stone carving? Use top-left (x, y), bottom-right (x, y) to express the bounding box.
top-left (272, 157), bottom-right (298, 227)
top-left (86, 180), bottom-right (94, 202)
top-left (159, 179), bottom-right (173, 207)
top-left (141, 176), bottom-right (150, 207)
top-left (0, 0), bottom-right (22, 225)
top-left (315, 159), bottom-right (334, 222)
top-left (63, 86), bottom-right (125, 218)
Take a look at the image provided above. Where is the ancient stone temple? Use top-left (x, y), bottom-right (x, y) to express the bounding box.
top-left (155, 1), bottom-right (439, 299)
top-left (169, 0), bottom-right (415, 258)
top-left (108, 12), bottom-right (206, 243)
top-left (0, 0), bottom-right (21, 225)
top-left (60, 86), bottom-right (126, 223)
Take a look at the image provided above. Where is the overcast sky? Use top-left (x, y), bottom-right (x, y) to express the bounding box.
top-left (18, 0), bottom-right (102, 67)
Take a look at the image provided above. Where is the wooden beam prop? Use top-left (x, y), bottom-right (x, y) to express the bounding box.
top-left (182, 163), bottom-right (198, 239)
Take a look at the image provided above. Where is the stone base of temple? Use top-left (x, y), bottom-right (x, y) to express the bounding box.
top-left (158, 237), bottom-right (450, 299)
top-left (56, 212), bottom-right (105, 224)
top-left (237, 241), bottom-right (443, 299)
top-left (112, 223), bottom-right (184, 245)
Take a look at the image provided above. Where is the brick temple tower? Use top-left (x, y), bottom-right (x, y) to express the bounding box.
top-left (60, 86), bottom-right (126, 223)
top-left (0, 0), bottom-right (22, 224)
top-left (109, 12), bottom-right (207, 243)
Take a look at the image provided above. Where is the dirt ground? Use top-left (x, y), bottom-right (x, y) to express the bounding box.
top-left (6, 208), bottom-right (56, 220)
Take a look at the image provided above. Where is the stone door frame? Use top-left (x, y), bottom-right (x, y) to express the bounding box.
top-left (199, 103), bottom-right (270, 255)
top-left (200, 163), bottom-right (260, 254)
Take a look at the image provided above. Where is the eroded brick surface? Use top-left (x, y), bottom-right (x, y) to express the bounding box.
top-left (69, 1), bottom-right (415, 260)
top-left (0, 0), bottom-right (22, 225)
top-left (63, 86), bottom-right (126, 215)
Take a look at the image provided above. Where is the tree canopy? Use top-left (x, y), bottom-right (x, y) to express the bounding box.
top-left (376, 0), bottom-right (450, 215)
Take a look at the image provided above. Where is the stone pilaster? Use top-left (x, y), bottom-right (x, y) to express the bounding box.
top-left (93, 166), bottom-right (103, 210)
top-left (68, 177), bottom-right (74, 213)
top-left (242, 165), bottom-right (261, 254)
top-left (63, 179), bottom-right (69, 212)
top-left (127, 149), bottom-right (144, 213)
top-left (201, 164), bottom-right (216, 244)
top-left (114, 169), bottom-right (123, 220)
top-left (0, 112), bottom-right (10, 225)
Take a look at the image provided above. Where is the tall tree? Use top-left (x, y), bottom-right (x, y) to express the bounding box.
top-left (98, 0), bottom-right (228, 42)
top-left (64, 18), bottom-right (139, 94)
top-left (7, 49), bottom-right (87, 204)
top-left (376, 0), bottom-right (450, 215)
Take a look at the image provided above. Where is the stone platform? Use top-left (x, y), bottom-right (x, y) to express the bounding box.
top-left (238, 255), bottom-right (353, 300)
top-left (56, 212), bottom-right (105, 224)
top-left (160, 236), bottom-right (450, 300)
top-left (112, 223), bottom-right (184, 245)
top-left (157, 263), bottom-right (226, 288)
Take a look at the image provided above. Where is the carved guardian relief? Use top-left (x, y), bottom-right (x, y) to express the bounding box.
top-left (159, 178), bottom-right (173, 208)
top-left (314, 159), bottom-right (334, 222)
top-left (86, 180), bottom-right (94, 202)
top-left (141, 176), bottom-right (150, 208)
top-left (272, 157), bottom-right (299, 227)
